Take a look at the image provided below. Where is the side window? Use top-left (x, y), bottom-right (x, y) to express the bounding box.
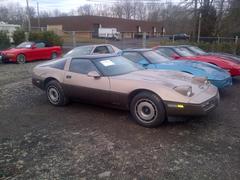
top-left (93, 46), bottom-right (110, 54)
top-left (69, 59), bottom-right (98, 74)
top-left (35, 42), bottom-right (45, 48)
top-left (158, 48), bottom-right (175, 57)
top-left (107, 46), bottom-right (115, 53)
top-left (122, 52), bottom-right (147, 63)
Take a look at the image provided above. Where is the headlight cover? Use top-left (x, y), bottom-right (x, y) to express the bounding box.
top-left (173, 85), bottom-right (193, 97)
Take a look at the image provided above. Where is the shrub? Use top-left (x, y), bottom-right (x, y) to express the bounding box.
top-left (29, 31), bottom-right (63, 46)
top-left (13, 29), bottom-right (26, 45)
top-left (0, 31), bottom-right (10, 50)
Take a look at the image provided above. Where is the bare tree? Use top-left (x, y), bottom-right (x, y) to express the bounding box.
top-left (77, 4), bottom-right (94, 16)
top-left (133, 1), bottom-right (147, 20)
top-left (112, 2), bottom-right (124, 18)
top-left (121, 0), bottom-right (133, 19)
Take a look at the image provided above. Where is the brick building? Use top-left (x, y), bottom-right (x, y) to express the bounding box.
top-left (32, 15), bottom-right (162, 42)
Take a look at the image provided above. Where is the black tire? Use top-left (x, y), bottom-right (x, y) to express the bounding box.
top-left (45, 80), bottom-right (69, 106)
top-left (130, 91), bottom-right (166, 128)
top-left (16, 54), bottom-right (26, 64)
top-left (51, 52), bottom-right (57, 59)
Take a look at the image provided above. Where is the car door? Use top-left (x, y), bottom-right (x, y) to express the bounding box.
top-left (63, 58), bottom-right (111, 105)
top-left (29, 42), bottom-right (46, 60)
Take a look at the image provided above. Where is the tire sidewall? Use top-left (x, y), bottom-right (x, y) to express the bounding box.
top-left (51, 52), bottom-right (57, 59)
top-left (130, 92), bottom-right (166, 128)
top-left (46, 80), bottom-right (68, 106)
top-left (17, 54), bottom-right (26, 64)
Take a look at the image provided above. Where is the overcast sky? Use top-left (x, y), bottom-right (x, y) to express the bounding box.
top-left (0, 0), bottom-right (180, 12)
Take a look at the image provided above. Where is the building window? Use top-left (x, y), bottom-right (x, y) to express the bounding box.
top-left (153, 27), bottom-right (156, 33)
top-left (137, 26), bottom-right (141, 33)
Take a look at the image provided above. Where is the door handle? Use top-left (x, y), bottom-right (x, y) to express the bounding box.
top-left (66, 75), bottom-right (72, 79)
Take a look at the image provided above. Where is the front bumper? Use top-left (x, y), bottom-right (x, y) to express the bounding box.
top-left (164, 92), bottom-right (219, 116)
top-left (209, 77), bottom-right (232, 88)
top-left (0, 54), bottom-right (14, 63)
top-left (229, 68), bottom-right (240, 76)
top-left (32, 78), bottom-right (45, 90)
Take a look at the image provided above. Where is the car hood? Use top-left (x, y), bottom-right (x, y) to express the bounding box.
top-left (146, 60), bottom-right (230, 80)
top-left (113, 69), bottom-right (206, 89)
top-left (174, 60), bottom-right (230, 79)
top-left (184, 55), bottom-right (240, 67)
top-left (208, 53), bottom-right (240, 64)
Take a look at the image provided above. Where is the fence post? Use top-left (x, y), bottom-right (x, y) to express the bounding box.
top-left (25, 32), bottom-right (29, 41)
top-left (235, 36), bottom-right (238, 45)
top-left (217, 36), bottom-right (220, 44)
top-left (172, 35), bottom-right (175, 43)
top-left (142, 32), bottom-right (146, 48)
top-left (72, 31), bottom-right (76, 48)
top-left (234, 36), bottom-right (238, 55)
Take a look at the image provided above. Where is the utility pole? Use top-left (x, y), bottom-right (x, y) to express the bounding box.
top-left (37, 1), bottom-right (40, 30)
top-left (197, 13), bottom-right (202, 43)
top-left (193, 0), bottom-right (198, 41)
top-left (26, 0), bottom-right (31, 32)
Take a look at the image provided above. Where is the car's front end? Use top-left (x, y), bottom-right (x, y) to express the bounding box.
top-left (0, 51), bottom-right (17, 63)
top-left (119, 69), bottom-right (220, 116)
top-left (164, 85), bottom-right (219, 116)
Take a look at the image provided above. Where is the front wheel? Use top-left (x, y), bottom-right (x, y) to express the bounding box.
top-left (16, 54), bottom-right (26, 64)
top-left (130, 92), bottom-right (166, 128)
top-left (51, 52), bottom-right (57, 59)
top-left (46, 80), bottom-right (69, 106)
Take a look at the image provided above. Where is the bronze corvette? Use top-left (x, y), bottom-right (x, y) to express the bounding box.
top-left (32, 54), bottom-right (219, 127)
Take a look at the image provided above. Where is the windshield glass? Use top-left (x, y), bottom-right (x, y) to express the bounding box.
top-left (174, 47), bottom-right (195, 57)
top-left (17, 42), bottom-right (34, 48)
top-left (94, 56), bottom-right (143, 76)
top-left (143, 51), bottom-right (170, 63)
top-left (188, 46), bottom-right (207, 55)
top-left (64, 46), bottom-right (93, 57)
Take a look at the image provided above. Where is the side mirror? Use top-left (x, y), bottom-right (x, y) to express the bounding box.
top-left (172, 54), bottom-right (180, 59)
top-left (87, 71), bottom-right (101, 79)
top-left (32, 45), bottom-right (37, 49)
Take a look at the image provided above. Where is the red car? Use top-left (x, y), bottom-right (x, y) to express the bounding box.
top-left (0, 42), bottom-right (62, 64)
top-left (153, 46), bottom-right (240, 76)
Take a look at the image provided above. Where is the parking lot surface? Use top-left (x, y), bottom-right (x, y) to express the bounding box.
top-left (0, 62), bottom-right (240, 179)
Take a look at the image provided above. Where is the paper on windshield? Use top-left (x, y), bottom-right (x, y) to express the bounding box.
top-left (100, 60), bottom-right (115, 66)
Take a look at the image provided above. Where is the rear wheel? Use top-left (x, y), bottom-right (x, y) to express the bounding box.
top-left (46, 80), bottom-right (69, 106)
top-left (130, 92), bottom-right (166, 128)
top-left (16, 54), bottom-right (26, 64)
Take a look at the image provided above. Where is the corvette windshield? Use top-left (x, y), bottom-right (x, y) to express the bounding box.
top-left (143, 51), bottom-right (170, 63)
top-left (174, 47), bottom-right (195, 57)
top-left (94, 56), bottom-right (143, 76)
top-left (188, 46), bottom-right (207, 55)
top-left (17, 42), bottom-right (33, 48)
top-left (64, 46), bottom-right (93, 57)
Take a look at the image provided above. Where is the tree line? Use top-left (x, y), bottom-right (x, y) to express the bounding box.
top-left (0, 0), bottom-right (239, 38)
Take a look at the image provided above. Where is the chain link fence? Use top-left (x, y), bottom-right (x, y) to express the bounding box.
top-left (61, 31), bottom-right (239, 55)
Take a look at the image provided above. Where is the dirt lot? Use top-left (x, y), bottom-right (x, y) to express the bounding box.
top-left (0, 61), bottom-right (240, 180)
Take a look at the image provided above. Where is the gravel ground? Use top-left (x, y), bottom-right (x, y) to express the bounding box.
top-left (0, 62), bottom-right (240, 180)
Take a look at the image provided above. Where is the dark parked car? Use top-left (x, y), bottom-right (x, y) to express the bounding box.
top-left (169, 34), bottom-right (190, 41)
